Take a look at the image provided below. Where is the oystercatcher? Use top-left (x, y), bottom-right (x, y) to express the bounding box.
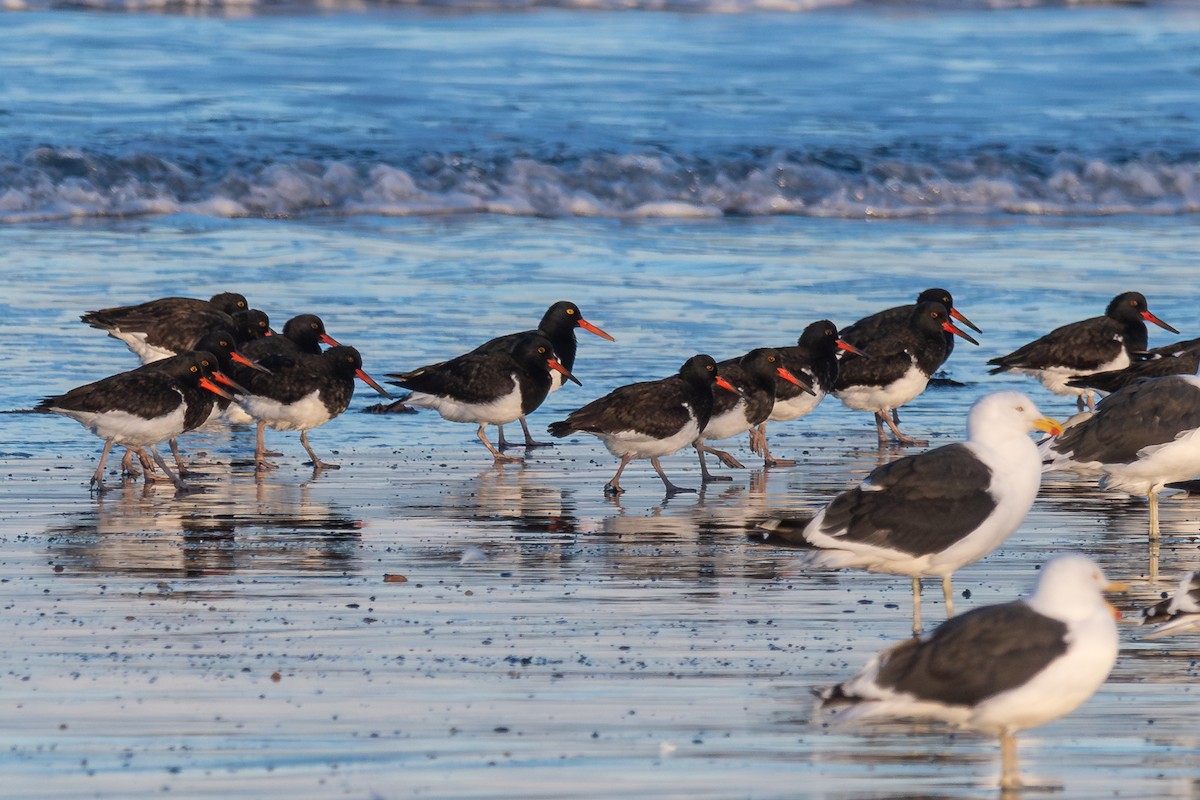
top-left (988, 291), bottom-right (1178, 410)
top-left (119, 329), bottom-right (265, 479)
top-left (81, 292), bottom-right (249, 364)
top-left (694, 348), bottom-right (810, 482)
top-left (820, 554), bottom-right (1123, 791)
top-left (841, 287), bottom-right (981, 363)
top-left (389, 333), bottom-right (577, 464)
top-left (1067, 336), bottom-right (1200, 395)
top-left (756, 320), bottom-right (865, 467)
top-left (464, 301), bottom-right (615, 449)
top-left (758, 391), bottom-right (1061, 633)
top-left (225, 314), bottom-right (341, 425)
top-left (833, 302), bottom-right (979, 445)
top-left (36, 351), bottom-right (239, 491)
top-left (547, 354), bottom-right (736, 495)
top-left (236, 345), bottom-right (390, 472)
top-left (1041, 373), bottom-right (1200, 578)
top-left (1141, 570), bottom-right (1200, 638)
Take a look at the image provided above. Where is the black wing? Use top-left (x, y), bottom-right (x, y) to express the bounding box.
top-left (1051, 376), bottom-right (1200, 465)
top-left (988, 316), bottom-right (1122, 372)
top-left (553, 376), bottom-right (696, 439)
top-left (817, 443), bottom-right (995, 556)
top-left (873, 600), bottom-right (1068, 706)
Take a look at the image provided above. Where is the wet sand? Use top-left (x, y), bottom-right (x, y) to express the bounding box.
top-left (2, 217), bottom-right (1199, 798)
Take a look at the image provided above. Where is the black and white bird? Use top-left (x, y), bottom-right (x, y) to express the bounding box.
top-left (988, 291), bottom-right (1178, 411)
top-left (819, 554), bottom-right (1123, 792)
top-left (225, 314), bottom-right (342, 424)
top-left (694, 348), bottom-right (809, 482)
top-left (833, 302), bottom-right (980, 445)
top-left (237, 345), bottom-right (391, 472)
top-left (452, 301), bottom-right (614, 449)
top-left (840, 287), bottom-right (981, 365)
top-left (1141, 570), bottom-right (1200, 638)
top-left (1041, 374), bottom-right (1200, 578)
top-left (548, 354), bottom-right (736, 495)
top-left (1067, 337), bottom-right (1200, 396)
top-left (36, 351), bottom-right (239, 491)
top-left (758, 391), bottom-right (1061, 633)
top-left (754, 320), bottom-right (864, 468)
top-left (81, 292), bottom-right (250, 364)
top-left (389, 333), bottom-right (577, 464)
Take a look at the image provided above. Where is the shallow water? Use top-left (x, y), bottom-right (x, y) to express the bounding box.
top-left (2, 215), bottom-right (1199, 798)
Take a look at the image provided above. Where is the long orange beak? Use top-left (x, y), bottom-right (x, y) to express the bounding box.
top-left (951, 307), bottom-right (983, 335)
top-left (715, 375), bottom-right (738, 393)
top-left (200, 376), bottom-right (236, 400)
top-left (230, 350), bottom-right (271, 373)
top-left (320, 332), bottom-right (342, 347)
top-left (211, 370), bottom-right (249, 395)
top-left (836, 339), bottom-right (868, 358)
top-left (578, 318), bottom-right (616, 342)
top-left (777, 366), bottom-right (815, 396)
top-left (355, 368), bottom-right (393, 398)
top-left (548, 357), bottom-right (583, 386)
top-left (1142, 310), bottom-right (1180, 334)
top-left (942, 320), bottom-right (980, 346)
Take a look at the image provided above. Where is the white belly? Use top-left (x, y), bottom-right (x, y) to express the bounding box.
top-left (835, 363), bottom-right (929, 413)
top-left (240, 390), bottom-right (332, 432)
top-left (769, 390), bottom-right (824, 423)
top-left (595, 418), bottom-right (701, 460)
top-left (54, 402), bottom-right (186, 447)
top-left (701, 401), bottom-right (751, 442)
top-left (407, 380), bottom-right (523, 426)
top-left (1020, 351), bottom-right (1129, 397)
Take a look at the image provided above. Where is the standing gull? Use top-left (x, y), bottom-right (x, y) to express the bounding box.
top-left (819, 554), bottom-right (1123, 791)
top-left (758, 391), bottom-right (1061, 633)
top-left (1041, 374), bottom-right (1200, 579)
top-left (988, 291), bottom-right (1178, 411)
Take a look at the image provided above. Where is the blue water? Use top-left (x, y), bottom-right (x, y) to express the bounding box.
top-left (3, 4), bottom-right (1200, 799)
top-left (3, 2), bottom-right (1200, 220)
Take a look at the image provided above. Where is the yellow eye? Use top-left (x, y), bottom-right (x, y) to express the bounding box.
top-left (538, 347), bottom-right (547, 355)
top-left (566, 308), bottom-right (576, 315)
top-left (190, 365), bottom-right (198, 373)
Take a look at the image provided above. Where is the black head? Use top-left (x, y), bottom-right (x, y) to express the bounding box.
top-left (283, 314), bottom-right (340, 351)
top-left (233, 309), bottom-right (271, 341)
top-left (193, 329), bottom-right (240, 368)
top-left (324, 345), bottom-right (364, 376)
top-left (513, 333), bottom-right (581, 385)
top-left (539, 301), bottom-right (616, 342)
top-left (910, 301), bottom-right (979, 346)
top-left (541, 301), bottom-right (582, 330)
top-left (679, 354), bottom-right (737, 393)
top-left (209, 292), bottom-right (249, 316)
top-left (797, 319), bottom-right (840, 351)
top-left (915, 288), bottom-right (953, 308)
top-left (158, 351), bottom-right (219, 386)
top-left (1105, 292), bottom-right (1178, 333)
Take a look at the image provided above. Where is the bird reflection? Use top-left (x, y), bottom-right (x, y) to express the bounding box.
top-left (43, 475), bottom-right (363, 579)
top-left (1038, 474), bottom-right (1200, 583)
